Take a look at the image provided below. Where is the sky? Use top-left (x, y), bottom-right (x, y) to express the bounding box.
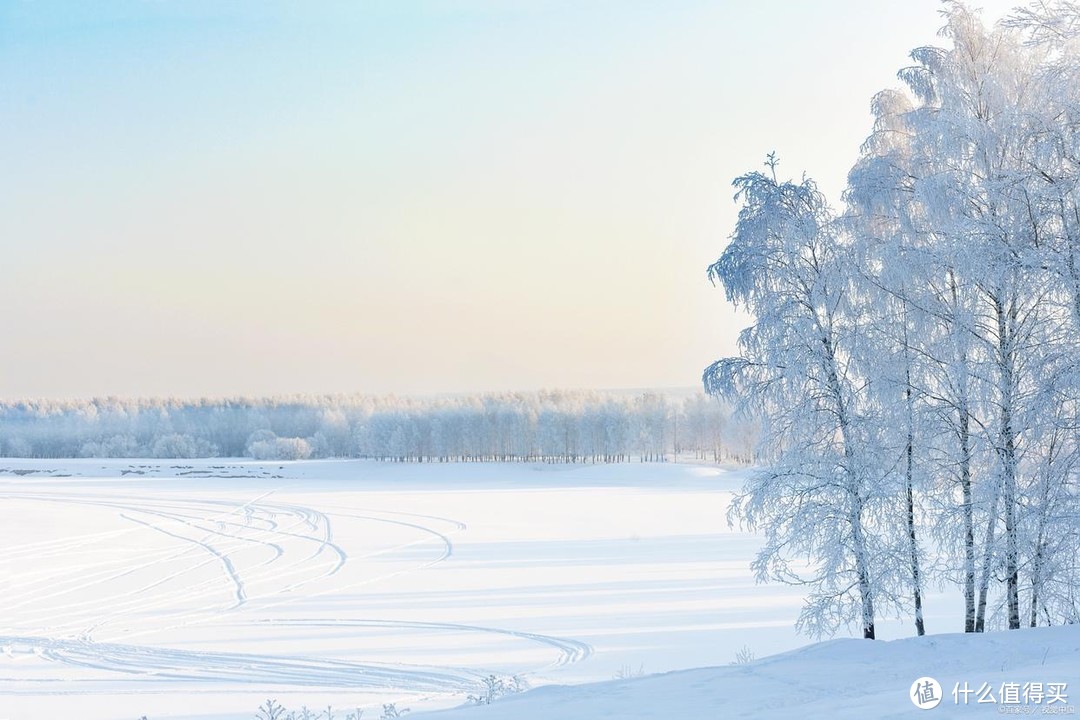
top-left (0, 0), bottom-right (1021, 400)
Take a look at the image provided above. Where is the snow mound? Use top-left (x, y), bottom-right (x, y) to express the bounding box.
top-left (423, 625), bottom-right (1080, 719)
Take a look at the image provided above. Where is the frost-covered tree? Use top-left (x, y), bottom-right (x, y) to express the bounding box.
top-left (857, 2), bottom-right (1079, 631)
top-left (706, 157), bottom-right (889, 639)
top-left (0, 390), bottom-right (729, 465)
top-left (719, 1), bottom-right (1080, 637)
top-left (151, 433), bottom-right (218, 459)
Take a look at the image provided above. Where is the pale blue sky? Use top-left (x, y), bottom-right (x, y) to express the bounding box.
top-left (0, 1), bottom-right (1018, 399)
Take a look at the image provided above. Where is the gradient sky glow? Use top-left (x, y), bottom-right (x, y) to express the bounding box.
top-left (0, 0), bottom-right (1019, 399)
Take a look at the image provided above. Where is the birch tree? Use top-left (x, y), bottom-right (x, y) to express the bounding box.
top-left (706, 157), bottom-right (886, 639)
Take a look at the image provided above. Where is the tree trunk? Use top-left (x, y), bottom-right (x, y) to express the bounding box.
top-left (959, 403), bottom-right (976, 632)
top-left (975, 473), bottom-right (1002, 632)
top-left (906, 480), bottom-right (925, 636)
top-left (821, 328), bottom-right (875, 639)
top-left (902, 334), bottom-right (925, 637)
top-left (852, 497), bottom-right (877, 639)
top-left (995, 294), bottom-right (1021, 630)
top-left (950, 273), bottom-right (976, 633)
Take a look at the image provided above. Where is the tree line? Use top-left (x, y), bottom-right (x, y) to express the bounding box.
top-left (0, 390), bottom-right (750, 464)
top-left (709, 2), bottom-right (1080, 638)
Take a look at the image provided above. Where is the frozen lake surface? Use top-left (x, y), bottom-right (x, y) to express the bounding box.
top-left (0, 459), bottom-right (980, 719)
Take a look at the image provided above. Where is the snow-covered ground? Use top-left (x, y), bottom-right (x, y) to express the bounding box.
top-left (428, 623), bottom-right (1080, 719)
top-left (1, 460), bottom-right (1074, 719)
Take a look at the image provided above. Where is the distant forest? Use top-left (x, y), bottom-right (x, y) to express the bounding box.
top-left (0, 390), bottom-right (750, 463)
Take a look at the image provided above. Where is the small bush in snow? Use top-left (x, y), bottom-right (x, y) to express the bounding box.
top-left (731, 645), bottom-right (755, 665)
top-left (250, 702), bottom-right (362, 720)
top-left (466, 674), bottom-right (529, 705)
top-left (614, 663), bottom-right (645, 679)
top-left (379, 703), bottom-right (409, 719)
top-left (256, 699), bottom-right (287, 720)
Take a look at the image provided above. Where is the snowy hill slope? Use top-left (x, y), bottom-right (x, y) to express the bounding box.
top-left (423, 625), bottom-right (1080, 719)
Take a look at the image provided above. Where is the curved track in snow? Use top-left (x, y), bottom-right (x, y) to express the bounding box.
top-left (0, 481), bottom-right (593, 699)
top-left (0, 493), bottom-right (354, 632)
top-left (1, 635), bottom-right (483, 692)
top-left (258, 618), bottom-right (593, 669)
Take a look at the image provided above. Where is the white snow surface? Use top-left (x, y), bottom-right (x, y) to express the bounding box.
top-left (429, 624), bottom-right (1080, 719)
top-left (1, 459), bottom-right (1075, 719)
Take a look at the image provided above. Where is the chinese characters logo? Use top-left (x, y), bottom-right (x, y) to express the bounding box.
top-left (910, 677), bottom-right (1072, 712)
top-left (911, 676), bottom-right (943, 709)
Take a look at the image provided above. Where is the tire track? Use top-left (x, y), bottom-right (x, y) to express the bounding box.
top-left (119, 514), bottom-right (247, 609)
top-left (0, 476), bottom-right (594, 705)
top-left (257, 618), bottom-right (593, 669)
top-left (2, 635), bottom-right (482, 692)
top-left (2, 492), bottom-right (467, 646)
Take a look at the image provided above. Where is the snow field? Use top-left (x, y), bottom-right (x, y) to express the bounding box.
top-left (0, 459), bottom-right (980, 719)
